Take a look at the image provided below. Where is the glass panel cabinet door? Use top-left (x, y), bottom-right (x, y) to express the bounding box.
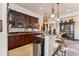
top-left (61, 25), bottom-right (64, 31)
top-left (60, 24), bottom-right (65, 32)
top-left (70, 24), bottom-right (74, 33)
top-left (60, 23), bottom-right (74, 40)
top-left (8, 10), bottom-right (15, 27)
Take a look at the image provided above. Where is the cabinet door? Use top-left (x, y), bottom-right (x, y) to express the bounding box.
top-left (18, 35), bottom-right (24, 46)
top-left (32, 17), bottom-right (38, 28)
top-left (24, 34), bottom-right (28, 44)
top-left (13, 35), bottom-right (19, 48)
top-left (28, 34), bottom-right (32, 43)
top-left (24, 15), bottom-right (28, 27)
top-left (14, 12), bottom-right (25, 28)
top-left (35, 18), bottom-right (38, 23)
top-left (27, 16), bottom-right (32, 27)
top-left (8, 10), bottom-right (15, 27)
top-left (60, 23), bottom-right (65, 32)
top-left (8, 36), bottom-right (14, 50)
top-left (8, 35), bottom-right (18, 50)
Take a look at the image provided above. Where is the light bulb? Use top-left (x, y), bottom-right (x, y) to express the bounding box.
top-left (51, 14), bottom-right (54, 18)
top-left (57, 18), bottom-right (60, 21)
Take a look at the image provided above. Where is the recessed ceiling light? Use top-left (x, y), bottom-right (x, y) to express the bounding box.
top-left (40, 7), bottom-right (43, 10)
top-left (67, 9), bottom-right (70, 12)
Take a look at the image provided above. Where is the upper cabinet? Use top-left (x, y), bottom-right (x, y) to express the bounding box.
top-left (14, 11), bottom-right (25, 28)
top-left (8, 9), bottom-right (39, 28)
top-left (8, 10), bottom-right (15, 27)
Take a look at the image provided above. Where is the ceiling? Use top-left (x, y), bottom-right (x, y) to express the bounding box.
top-left (15, 3), bottom-right (79, 18)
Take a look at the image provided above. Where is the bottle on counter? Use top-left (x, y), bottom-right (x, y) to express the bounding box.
top-left (49, 28), bottom-right (51, 35)
top-left (53, 28), bottom-right (56, 35)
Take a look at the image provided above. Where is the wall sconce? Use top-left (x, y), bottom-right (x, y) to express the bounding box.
top-left (57, 3), bottom-right (60, 21)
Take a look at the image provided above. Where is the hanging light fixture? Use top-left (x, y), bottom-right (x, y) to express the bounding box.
top-left (7, 3), bottom-right (9, 12)
top-left (57, 3), bottom-right (60, 21)
top-left (43, 12), bottom-right (48, 23)
top-left (51, 3), bottom-right (55, 18)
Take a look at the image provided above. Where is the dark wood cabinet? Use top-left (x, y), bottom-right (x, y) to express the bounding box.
top-left (8, 10), bottom-right (15, 27)
top-left (24, 15), bottom-right (29, 27)
top-left (60, 22), bottom-right (75, 40)
top-left (43, 23), bottom-right (45, 31)
top-left (8, 36), bottom-right (14, 49)
top-left (14, 12), bottom-right (25, 28)
top-left (8, 32), bottom-right (35, 50)
top-left (8, 9), bottom-right (39, 28)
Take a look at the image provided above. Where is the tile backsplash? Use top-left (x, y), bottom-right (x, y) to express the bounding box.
top-left (9, 28), bottom-right (39, 32)
top-left (9, 28), bottom-right (25, 32)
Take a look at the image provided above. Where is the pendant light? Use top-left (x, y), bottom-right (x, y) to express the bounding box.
top-left (51, 3), bottom-right (54, 18)
top-left (57, 3), bottom-right (60, 21)
top-left (43, 12), bottom-right (48, 23)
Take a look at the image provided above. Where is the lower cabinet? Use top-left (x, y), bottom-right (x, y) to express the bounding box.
top-left (8, 36), bottom-right (15, 50)
top-left (8, 33), bottom-right (35, 50)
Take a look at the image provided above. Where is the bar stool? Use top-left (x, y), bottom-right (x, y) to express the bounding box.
top-left (52, 39), bottom-right (67, 56)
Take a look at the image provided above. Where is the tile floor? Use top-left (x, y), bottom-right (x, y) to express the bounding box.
top-left (8, 38), bottom-right (79, 56)
top-left (64, 39), bottom-right (79, 56)
top-left (8, 43), bottom-right (33, 56)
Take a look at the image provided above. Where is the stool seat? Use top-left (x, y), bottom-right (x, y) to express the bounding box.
top-left (55, 40), bottom-right (63, 44)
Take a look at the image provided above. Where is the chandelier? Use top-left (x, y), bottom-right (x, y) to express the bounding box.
top-left (43, 12), bottom-right (48, 23)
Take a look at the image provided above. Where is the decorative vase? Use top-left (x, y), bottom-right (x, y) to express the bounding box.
top-left (53, 28), bottom-right (56, 35)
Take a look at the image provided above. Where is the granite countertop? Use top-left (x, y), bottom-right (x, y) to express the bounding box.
top-left (59, 32), bottom-right (66, 36)
top-left (8, 31), bottom-right (43, 36)
top-left (8, 32), bottom-right (34, 36)
top-left (35, 35), bottom-right (44, 39)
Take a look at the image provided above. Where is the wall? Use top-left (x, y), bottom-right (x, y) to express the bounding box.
top-left (0, 3), bottom-right (8, 56)
top-left (8, 3), bottom-right (43, 31)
